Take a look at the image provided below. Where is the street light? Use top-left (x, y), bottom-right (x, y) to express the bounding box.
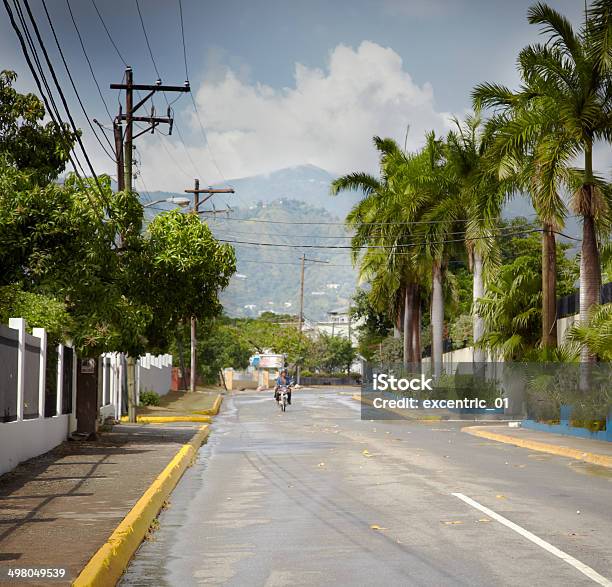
top-left (143, 196), bottom-right (191, 208)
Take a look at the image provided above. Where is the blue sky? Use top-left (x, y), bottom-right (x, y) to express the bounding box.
top-left (1, 0), bottom-right (596, 192)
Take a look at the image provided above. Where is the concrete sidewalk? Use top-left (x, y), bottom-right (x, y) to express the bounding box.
top-left (0, 423), bottom-right (204, 586)
top-left (464, 424), bottom-right (612, 468)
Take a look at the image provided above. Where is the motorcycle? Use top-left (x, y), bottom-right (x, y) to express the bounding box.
top-left (277, 385), bottom-right (290, 412)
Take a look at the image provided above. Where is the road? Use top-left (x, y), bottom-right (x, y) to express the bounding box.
top-left (120, 388), bottom-right (612, 587)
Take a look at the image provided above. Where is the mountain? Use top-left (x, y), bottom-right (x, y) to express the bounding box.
top-left (208, 199), bottom-right (358, 321)
top-left (139, 164), bottom-right (584, 321)
top-left (142, 164), bottom-right (361, 218)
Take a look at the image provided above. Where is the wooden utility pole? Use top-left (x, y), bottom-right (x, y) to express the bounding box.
top-left (298, 254), bottom-right (306, 334)
top-left (296, 253), bottom-right (306, 385)
top-left (295, 255), bottom-right (328, 385)
top-left (183, 180), bottom-right (235, 392)
top-left (111, 66), bottom-right (190, 421)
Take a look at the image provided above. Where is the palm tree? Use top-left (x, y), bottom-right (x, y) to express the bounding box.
top-left (443, 115), bottom-right (506, 361)
top-left (472, 94), bottom-right (572, 350)
top-left (474, 2), bottom-right (612, 359)
top-left (523, 3), bottom-right (611, 359)
top-left (331, 137), bottom-right (429, 368)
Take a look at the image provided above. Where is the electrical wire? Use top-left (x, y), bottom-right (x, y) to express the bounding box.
top-left (64, 0), bottom-right (114, 123)
top-left (42, 0), bottom-right (115, 162)
top-left (90, 0), bottom-right (128, 66)
top-left (175, 0), bottom-right (230, 185)
top-left (178, 0), bottom-right (188, 81)
top-left (3, 0), bottom-right (106, 224)
top-left (19, 0), bottom-right (108, 208)
top-left (216, 228), bottom-right (574, 250)
top-left (135, 0), bottom-right (161, 80)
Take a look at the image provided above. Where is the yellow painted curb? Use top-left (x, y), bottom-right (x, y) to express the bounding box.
top-left (192, 394), bottom-right (223, 416)
top-left (120, 415), bottom-right (211, 424)
top-left (73, 424), bottom-right (210, 587)
top-left (463, 426), bottom-right (612, 469)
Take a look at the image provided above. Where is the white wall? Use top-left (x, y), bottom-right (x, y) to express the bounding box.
top-left (0, 415), bottom-right (70, 476)
top-left (137, 353), bottom-right (172, 396)
top-left (0, 318), bottom-right (76, 476)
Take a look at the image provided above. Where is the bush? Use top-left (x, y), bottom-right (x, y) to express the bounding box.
top-left (139, 390), bottom-right (161, 406)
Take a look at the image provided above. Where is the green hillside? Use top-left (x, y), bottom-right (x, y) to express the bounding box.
top-left (205, 199), bottom-right (358, 321)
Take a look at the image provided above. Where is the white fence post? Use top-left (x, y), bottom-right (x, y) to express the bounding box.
top-left (8, 318), bottom-right (26, 422)
top-left (56, 345), bottom-right (63, 417)
top-left (32, 327), bottom-right (46, 418)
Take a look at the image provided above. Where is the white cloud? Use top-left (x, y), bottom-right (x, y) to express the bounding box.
top-left (137, 41), bottom-right (451, 190)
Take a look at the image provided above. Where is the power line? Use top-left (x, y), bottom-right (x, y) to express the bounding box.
top-left (217, 228), bottom-right (570, 250)
top-left (177, 0), bottom-right (188, 80)
top-left (175, 0), bottom-right (229, 185)
top-left (42, 0), bottom-right (115, 162)
top-left (90, 0), bottom-right (127, 66)
top-left (3, 0), bottom-right (106, 223)
top-left (210, 222), bottom-right (536, 240)
top-left (19, 0), bottom-right (108, 208)
top-left (135, 0), bottom-right (161, 80)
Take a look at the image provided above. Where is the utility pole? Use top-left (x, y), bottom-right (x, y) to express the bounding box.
top-left (296, 255), bottom-right (328, 385)
top-left (183, 180), bottom-right (235, 392)
top-left (297, 253), bottom-right (306, 386)
top-left (111, 66), bottom-right (190, 421)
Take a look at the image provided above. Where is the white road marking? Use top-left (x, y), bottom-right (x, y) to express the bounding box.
top-left (452, 492), bottom-right (612, 586)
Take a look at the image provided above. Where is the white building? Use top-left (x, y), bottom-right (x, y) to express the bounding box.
top-left (315, 308), bottom-right (361, 345)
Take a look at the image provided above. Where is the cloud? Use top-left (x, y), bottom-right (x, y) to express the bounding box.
top-left (137, 41), bottom-right (451, 190)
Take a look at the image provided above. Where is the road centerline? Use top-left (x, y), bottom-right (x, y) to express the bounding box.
top-left (451, 492), bottom-right (612, 587)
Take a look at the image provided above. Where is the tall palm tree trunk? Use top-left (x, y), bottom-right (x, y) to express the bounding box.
top-left (403, 284), bottom-right (414, 368)
top-left (541, 223), bottom-right (558, 348)
top-left (411, 285), bottom-right (421, 364)
top-left (472, 251), bottom-right (486, 364)
top-left (431, 262), bottom-right (444, 377)
top-left (580, 142), bottom-right (602, 363)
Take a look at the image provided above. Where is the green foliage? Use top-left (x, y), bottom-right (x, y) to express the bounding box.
top-left (0, 285), bottom-right (71, 346)
top-left (565, 303), bottom-right (612, 360)
top-left (308, 333), bottom-right (356, 373)
top-left (195, 319), bottom-right (252, 383)
top-left (450, 314), bottom-right (473, 349)
top-left (0, 71), bottom-right (75, 185)
top-left (372, 336), bottom-right (404, 364)
top-left (0, 164), bottom-right (236, 357)
top-left (139, 390), bottom-right (161, 407)
top-left (475, 223), bottom-right (579, 360)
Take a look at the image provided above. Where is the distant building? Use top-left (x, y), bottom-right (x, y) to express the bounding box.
top-left (315, 308), bottom-right (361, 345)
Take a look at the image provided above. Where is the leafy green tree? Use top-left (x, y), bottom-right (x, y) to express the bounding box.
top-left (309, 333), bottom-right (356, 373)
top-left (566, 303), bottom-right (612, 360)
top-left (0, 70), bottom-right (75, 185)
top-left (136, 210), bottom-right (237, 352)
top-left (194, 318), bottom-right (252, 384)
top-left (475, 226), bottom-right (578, 360)
top-left (350, 288), bottom-right (392, 360)
top-left (0, 285), bottom-right (72, 347)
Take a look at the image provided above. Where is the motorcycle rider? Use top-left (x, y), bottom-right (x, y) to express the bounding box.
top-left (274, 368), bottom-right (292, 405)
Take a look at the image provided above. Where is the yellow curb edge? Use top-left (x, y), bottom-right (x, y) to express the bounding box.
top-left (463, 426), bottom-right (612, 469)
top-left (72, 424), bottom-right (210, 587)
top-left (192, 394), bottom-right (223, 416)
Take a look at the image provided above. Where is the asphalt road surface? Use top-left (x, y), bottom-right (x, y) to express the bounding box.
top-left (120, 388), bottom-right (612, 587)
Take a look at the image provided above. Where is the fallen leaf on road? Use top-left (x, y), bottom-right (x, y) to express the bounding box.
top-left (370, 524), bottom-right (388, 531)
